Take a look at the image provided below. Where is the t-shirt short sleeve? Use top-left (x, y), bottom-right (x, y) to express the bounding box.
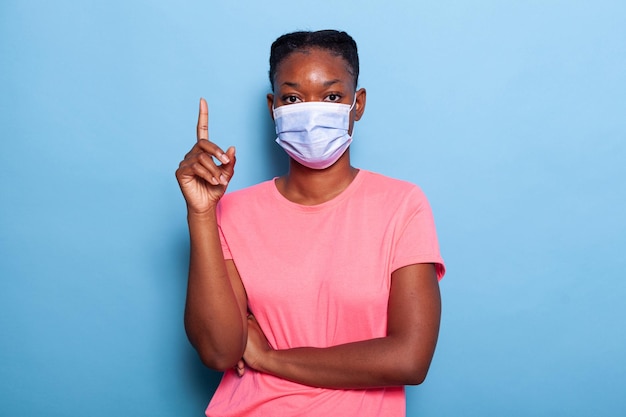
top-left (390, 188), bottom-right (445, 279)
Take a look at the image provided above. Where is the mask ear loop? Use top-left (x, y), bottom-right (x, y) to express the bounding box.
top-left (349, 91), bottom-right (358, 111)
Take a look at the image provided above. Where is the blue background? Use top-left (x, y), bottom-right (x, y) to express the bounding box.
top-left (1, 1), bottom-right (625, 416)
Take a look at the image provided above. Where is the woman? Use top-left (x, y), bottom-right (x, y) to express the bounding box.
top-left (176, 30), bottom-right (445, 417)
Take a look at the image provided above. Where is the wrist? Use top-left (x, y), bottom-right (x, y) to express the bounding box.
top-left (258, 348), bottom-right (280, 376)
top-left (187, 205), bottom-right (218, 222)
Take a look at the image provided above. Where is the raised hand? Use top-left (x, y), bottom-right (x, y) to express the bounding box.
top-left (176, 98), bottom-right (236, 214)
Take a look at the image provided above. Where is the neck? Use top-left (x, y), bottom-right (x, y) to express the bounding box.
top-left (276, 151), bottom-right (359, 205)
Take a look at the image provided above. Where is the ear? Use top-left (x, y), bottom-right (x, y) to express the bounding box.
top-left (267, 93), bottom-right (275, 120)
top-left (354, 88), bottom-right (366, 121)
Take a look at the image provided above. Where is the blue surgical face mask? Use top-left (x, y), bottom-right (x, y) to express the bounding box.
top-left (273, 97), bottom-right (356, 169)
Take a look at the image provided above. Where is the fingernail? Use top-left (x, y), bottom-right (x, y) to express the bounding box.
top-left (211, 177), bottom-right (219, 185)
top-left (219, 174), bottom-right (228, 185)
top-left (220, 153), bottom-right (230, 164)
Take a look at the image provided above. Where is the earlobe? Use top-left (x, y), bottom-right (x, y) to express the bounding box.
top-left (354, 88), bottom-right (366, 121)
top-left (266, 94), bottom-right (275, 120)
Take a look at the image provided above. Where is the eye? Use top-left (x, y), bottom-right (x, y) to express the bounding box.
top-left (283, 95), bottom-right (302, 104)
top-left (325, 93), bottom-right (342, 102)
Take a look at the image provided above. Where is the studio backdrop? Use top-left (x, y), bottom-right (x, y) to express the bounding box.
top-left (1, 1), bottom-right (625, 416)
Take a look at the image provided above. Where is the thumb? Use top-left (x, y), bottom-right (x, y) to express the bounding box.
top-left (236, 359), bottom-right (245, 377)
top-left (223, 146), bottom-right (237, 176)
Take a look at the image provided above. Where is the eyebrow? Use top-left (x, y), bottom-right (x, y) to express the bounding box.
top-left (281, 79), bottom-right (343, 88)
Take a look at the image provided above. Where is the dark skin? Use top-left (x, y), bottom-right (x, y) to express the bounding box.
top-left (268, 48), bottom-right (365, 206)
top-left (176, 47), bottom-right (441, 388)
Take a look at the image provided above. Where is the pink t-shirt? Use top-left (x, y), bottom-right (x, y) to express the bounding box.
top-left (207, 170), bottom-right (445, 417)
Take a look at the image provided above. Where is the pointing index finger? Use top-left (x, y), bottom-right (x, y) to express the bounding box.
top-left (196, 98), bottom-right (208, 142)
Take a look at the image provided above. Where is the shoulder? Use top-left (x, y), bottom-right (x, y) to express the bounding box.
top-left (217, 179), bottom-right (276, 219)
top-left (220, 179), bottom-right (274, 205)
top-left (359, 170), bottom-right (429, 206)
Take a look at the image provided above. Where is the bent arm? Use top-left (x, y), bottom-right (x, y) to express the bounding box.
top-left (245, 263), bottom-right (441, 389)
top-left (184, 210), bottom-right (248, 370)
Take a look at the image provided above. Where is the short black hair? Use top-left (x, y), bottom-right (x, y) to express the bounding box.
top-left (269, 30), bottom-right (359, 91)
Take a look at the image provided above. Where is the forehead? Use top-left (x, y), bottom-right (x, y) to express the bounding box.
top-left (274, 48), bottom-right (353, 86)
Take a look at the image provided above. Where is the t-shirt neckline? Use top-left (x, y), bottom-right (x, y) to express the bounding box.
top-left (270, 169), bottom-right (367, 212)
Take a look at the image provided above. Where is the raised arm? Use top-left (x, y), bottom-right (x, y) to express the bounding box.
top-left (243, 263), bottom-right (441, 388)
top-left (176, 98), bottom-right (247, 370)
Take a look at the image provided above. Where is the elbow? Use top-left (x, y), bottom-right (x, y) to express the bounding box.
top-left (393, 355), bottom-right (433, 386)
top-left (402, 367), bottom-right (429, 386)
top-left (396, 364), bottom-right (430, 386)
top-left (190, 331), bottom-right (243, 371)
top-left (388, 333), bottom-right (438, 385)
top-left (197, 349), bottom-right (241, 372)
top-left (185, 321), bottom-right (244, 371)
